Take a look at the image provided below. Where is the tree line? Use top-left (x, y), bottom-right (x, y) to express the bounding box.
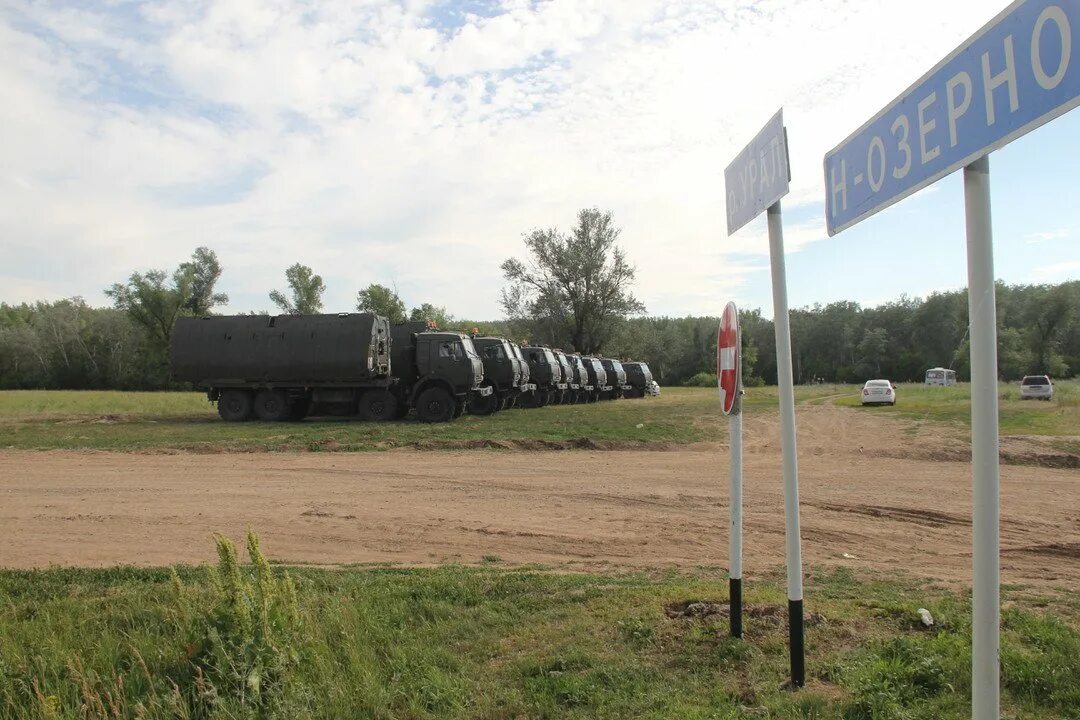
top-left (1, 210), bottom-right (1077, 390)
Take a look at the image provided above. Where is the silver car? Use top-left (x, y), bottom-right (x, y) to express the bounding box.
top-left (1019, 375), bottom-right (1053, 401)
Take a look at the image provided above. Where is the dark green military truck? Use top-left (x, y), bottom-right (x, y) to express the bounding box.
top-left (564, 353), bottom-right (591, 404)
top-left (582, 357), bottom-right (611, 403)
top-left (520, 345), bottom-right (567, 407)
top-left (170, 314), bottom-right (488, 423)
top-left (550, 350), bottom-right (579, 404)
top-left (468, 335), bottom-right (535, 415)
top-left (622, 361), bottom-right (655, 398)
top-left (599, 358), bottom-right (631, 400)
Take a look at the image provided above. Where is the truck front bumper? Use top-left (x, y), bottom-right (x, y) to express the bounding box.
top-left (583, 385), bottom-right (594, 391)
top-left (556, 382), bottom-right (568, 390)
top-left (520, 383), bottom-right (536, 393)
top-left (569, 383), bottom-right (580, 390)
top-left (473, 386), bottom-right (494, 397)
top-left (600, 385), bottom-right (613, 392)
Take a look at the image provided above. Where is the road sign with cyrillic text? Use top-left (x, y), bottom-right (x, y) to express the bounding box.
top-left (824, 0), bottom-right (1079, 235)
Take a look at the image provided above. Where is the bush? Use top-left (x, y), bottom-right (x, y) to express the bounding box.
top-left (683, 372), bottom-right (715, 387)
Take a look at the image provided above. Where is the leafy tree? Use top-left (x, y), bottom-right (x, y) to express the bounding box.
top-left (355, 284), bottom-right (406, 322)
top-left (270, 264), bottom-right (325, 315)
top-left (409, 302), bottom-right (453, 328)
top-left (500, 208), bottom-right (645, 353)
top-left (106, 269), bottom-right (192, 353)
top-left (179, 247), bottom-right (228, 315)
top-left (1024, 283), bottom-right (1075, 375)
top-left (856, 327), bottom-right (890, 377)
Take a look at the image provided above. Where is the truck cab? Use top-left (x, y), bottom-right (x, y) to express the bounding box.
top-left (582, 357), bottom-right (610, 402)
top-left (550, 350), bottom-right (578, 404)
top-left (520, 345), bottom-right (565, 407)
top-left (468, 336), bottom-right (533, 414)
top-left (600, 358), bottom-right (631, 399)
top-left (391, 322), bottom-right (489, 422)
top-left (565, 356), bottom-right (591, 405)
top-left (622, 361), bottom-right (655, 398)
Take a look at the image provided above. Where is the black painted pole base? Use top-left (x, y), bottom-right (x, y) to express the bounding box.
top-left (729, 577), bottom-right (743, 638)
top-left (788, 599), bottom-right (806, 688)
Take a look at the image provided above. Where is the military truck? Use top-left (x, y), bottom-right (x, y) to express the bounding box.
top-left (582, 357), bottom-right (611, 403)
top-left (508, 343), bottom-right (534, 407)
top-left (563, 353), bottom-right (591, 404)
top-left (468, 335), bottom-right (535, 414)
top-left (622, 361), bottom-right (655, 398)
top-left (550, 350), bottom-right (579, 404)
top-left (520, 345), bottom-right (567, 407)
top-left (599, 358), bottom-right (631, 400)
top-left (170, 314), bottom-right (489, 423)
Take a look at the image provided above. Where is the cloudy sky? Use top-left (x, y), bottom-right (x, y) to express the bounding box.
top-left (2, 0), bottom-right (1078, 320)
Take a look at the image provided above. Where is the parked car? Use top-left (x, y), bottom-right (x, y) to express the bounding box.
top-left (1019, 375), bottom-right (1053, 401)
top-left (861, 379), bottom-right (896, 406)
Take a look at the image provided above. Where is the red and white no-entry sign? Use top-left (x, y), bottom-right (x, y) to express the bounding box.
top-left (717, 301), bottom-right (741, 415)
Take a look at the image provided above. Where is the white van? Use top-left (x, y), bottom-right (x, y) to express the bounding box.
top-left (925, 367), bottom-right (957, 386)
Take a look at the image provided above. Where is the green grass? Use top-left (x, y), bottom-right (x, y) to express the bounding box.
top-left (1, 548), bottom-right (1077, 720)
top-left (834, 379), bottom-right (1080, 437)
top-left (0, 386), bottom-right (844, 452)
top-left (0, 381), bottom-right (1075, 452)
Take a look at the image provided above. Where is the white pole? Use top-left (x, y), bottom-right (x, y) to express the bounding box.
top-left (964, 154), bottom-right (1000, 720)
top-left (767, 199), bottom-right (804, 687)
top-left (729, 409), bottom-right (743, 638)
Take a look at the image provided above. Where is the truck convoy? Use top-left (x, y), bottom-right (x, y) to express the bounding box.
top-left (169, 313), bottom-right (654, 423)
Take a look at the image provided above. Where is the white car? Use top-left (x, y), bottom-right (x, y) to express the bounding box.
top-left (861, 379), bottom-right (896, 406)
top-left (1019, 375), bottom-right (1053, 401)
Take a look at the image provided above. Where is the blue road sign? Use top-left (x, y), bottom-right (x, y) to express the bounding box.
top-left (824, 0), bottom-right (1079, 235)
top-left (725, 109), bottom-right (790, 235)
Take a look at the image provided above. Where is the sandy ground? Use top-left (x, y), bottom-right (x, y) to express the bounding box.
top-left (1, 405), bottom-right (1077, 589)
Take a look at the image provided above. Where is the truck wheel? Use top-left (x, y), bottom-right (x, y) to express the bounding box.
top-left (359, 389), bottom-right (398, 421)
top-left (468, 386), bottom-right (498, 416)
top-left (218, 390), bottom-right (253, 422)
top-left (417, 387), bottom-right (455, 423)
top-left (254, 389), bottom-right (290, 421)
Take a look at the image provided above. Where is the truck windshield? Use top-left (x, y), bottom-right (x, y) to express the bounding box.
top-left (460, 337), bottom-right (479, 359)
top-left (544, 350), bottom-right (556, 365)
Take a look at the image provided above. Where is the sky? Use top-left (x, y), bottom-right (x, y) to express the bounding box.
top-left (1, 0), bottom-right (1077, 321)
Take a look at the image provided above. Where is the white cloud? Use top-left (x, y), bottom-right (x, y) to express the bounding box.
top-left (1024, 229), bottom-right (1071, 244)
top-left (0, 0), bottom-right (993, 317)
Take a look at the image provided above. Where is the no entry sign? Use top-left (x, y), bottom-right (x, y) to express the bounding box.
top-left (717, 301), bottom-right (741, 415)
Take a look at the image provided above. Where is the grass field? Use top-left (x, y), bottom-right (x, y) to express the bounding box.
top-left (1, 532), bottom-right (1077, 720)
top-left (0, 386), bottom-right (846, 452)
top-left (0, 381), bottom-right (1077, 452)
top-left (834, 379), bottom-right (1080, 445)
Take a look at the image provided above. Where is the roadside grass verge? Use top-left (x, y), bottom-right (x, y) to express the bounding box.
top-left (1, 381), bottom-right (1075, 452)
top-left (0, 386), bottom-right (844, 452)
top-left (2, 533), bottom-right (1078, 720)
top-left (834, 379), bottom-right (1080, 438)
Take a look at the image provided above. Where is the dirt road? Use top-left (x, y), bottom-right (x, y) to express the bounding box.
top-left (1, 406), bottom-right (1077, 587)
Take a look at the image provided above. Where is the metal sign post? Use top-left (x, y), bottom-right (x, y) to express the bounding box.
top-left (724, 109), bottom-right (803, 687)
top-left (823, 2), bottom-right (1078, 715)
top-left (965, 154), bottom-right (1000, 720)
top-left (718, 302), bottom-right (743, 638)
